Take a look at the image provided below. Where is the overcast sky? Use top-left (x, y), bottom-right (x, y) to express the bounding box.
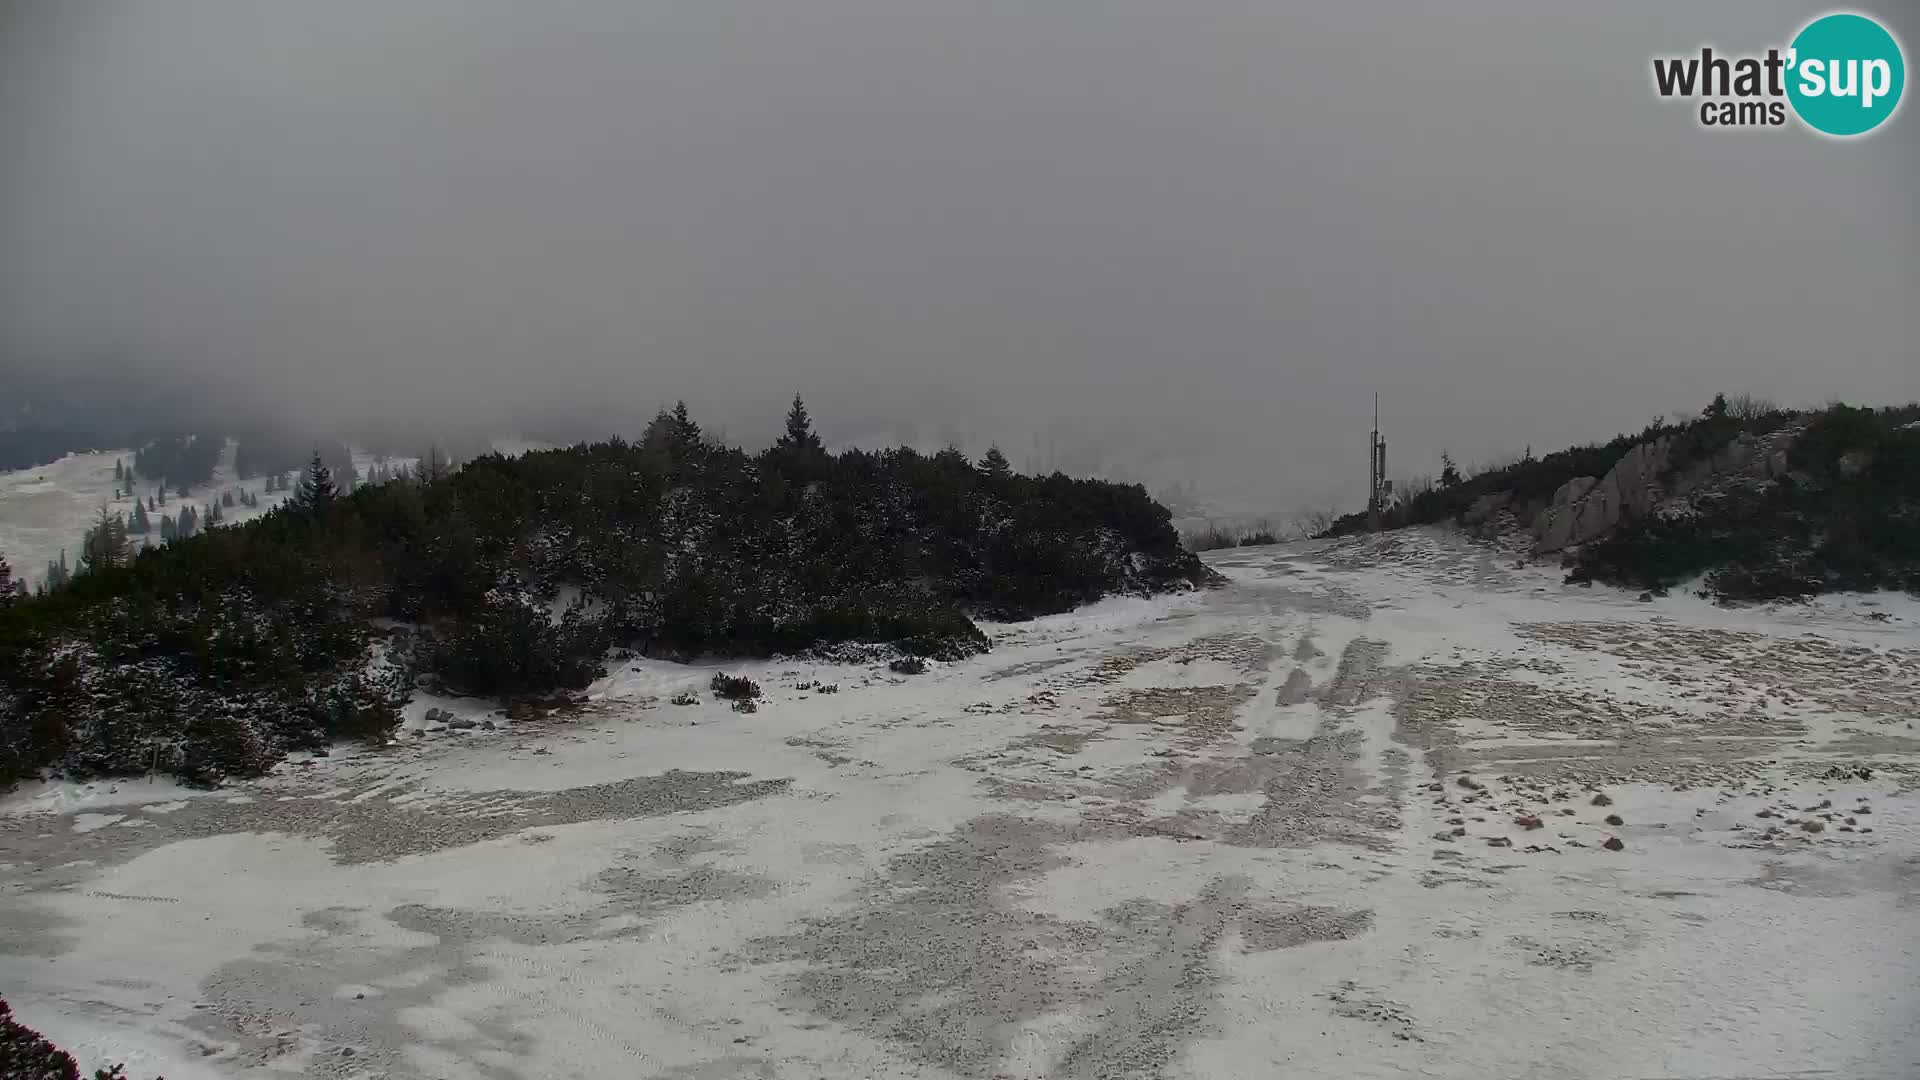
top-left (3, 2), bottom-right (1915, 514)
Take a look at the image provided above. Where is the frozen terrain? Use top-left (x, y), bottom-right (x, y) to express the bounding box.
top-left (3, 529), bottom-right (1917, 1079)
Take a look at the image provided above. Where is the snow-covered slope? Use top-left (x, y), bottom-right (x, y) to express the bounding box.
top-left (2, 529), bottom-right (1916, 1078)
top-left (0, 443), bottom-right (413, 591)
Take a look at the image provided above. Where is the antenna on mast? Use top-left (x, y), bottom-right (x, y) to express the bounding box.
top-left (1368, 394), bottom-right (1388, 532)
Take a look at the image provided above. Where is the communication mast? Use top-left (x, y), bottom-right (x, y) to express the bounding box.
top-left (1367, 394), bottom-right (1389, 531)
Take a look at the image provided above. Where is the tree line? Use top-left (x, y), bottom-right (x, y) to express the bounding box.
top-left (0, 397), bottom-right (1210, 786)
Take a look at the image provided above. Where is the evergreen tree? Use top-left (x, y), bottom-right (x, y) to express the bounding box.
top-left (148, 495), bottom-right (156, 511)
top-left (177, 505), bottom-right (197, 538)
top-left (44, 550), bottom-right (69, 591)
top-left (114, 458), bottom-right (124, 480)
top-left (776, 394), bottom-right (824, 455)
top-left (79, 507), bottom-right (130, 574)
top-left (222, 490), bottom-right (236, 508)
top-left (1704, 392), bottom-right (1730, 420)
top-left (0, 551), bottom-right (15, 607)
top-left (293, 452), bottom-right (339, 511)
top-left (1439, 452), bottom-right (1462, 489)
top-left (175, 482), bottom-right (189, 498)
top-left (671, 400), bottom-right (701, 452)
top-left (130, 500), bottom-right (151, 534)
top-left (979, 445), bottom-right (1012, 479)
top-left (157, 486), bottom-right (167, 507)
top-left (160, 515), bottom-right (176, 542)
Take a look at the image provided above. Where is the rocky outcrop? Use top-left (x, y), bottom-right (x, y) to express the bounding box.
top-left (1531, 437), bottom-right (1671, 554)
top-left (1528, 427), bottom-right (1798, 555)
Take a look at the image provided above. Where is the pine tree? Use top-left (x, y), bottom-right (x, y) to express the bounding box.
top-left (80, 507), bottom-right (130, 574)
top-left (130, 500), bottom-right (151, 534)
top-left (148, 495), bottom-right (156, 511)
top-left (1439, 452), bottom-right (1461, 489)
top-left (777, 394), bottom-right (824, 455)
top-left (177, 505), bottom-right (197, 538)
top-left (114, 458), bottom-right (124, 480)
top-left (160, 515), bottom-right (176, 542)
top-left (979, 445), bottom-right (1012, 479)
top-left (293, 452), bottom-right (338, 511)
top-left (671, 400), bottom-right (701, 451)
top-left (0, 551), bottom-right (16, 606)
top-left (44, 550), bottom-right (69, 591)
top-left (222, 490), bottom-right (235, 508)
top-left (1704, 392), bottom-right (1729, 420)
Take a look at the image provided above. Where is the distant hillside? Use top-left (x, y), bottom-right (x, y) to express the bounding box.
top-left (1329, 398), bottom-right (1920, 601)
top-left (0, 402), bottom-right (1212, 786)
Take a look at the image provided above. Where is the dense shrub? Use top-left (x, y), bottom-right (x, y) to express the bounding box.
top-left (709, 673), bottom-right (762, 701)
top-left (0, 405), bottom-right (1211, 786)
top-left (888, 655), bottom-right (928, 675)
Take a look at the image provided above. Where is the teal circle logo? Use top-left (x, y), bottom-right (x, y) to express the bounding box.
top-left (1787, 13), bottom-right (1905, 136)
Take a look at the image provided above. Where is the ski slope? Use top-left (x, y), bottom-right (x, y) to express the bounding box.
top-left (3, 529), bottom-right (1917, 1079)
top-left (0, 443), bottom-right (412, 592)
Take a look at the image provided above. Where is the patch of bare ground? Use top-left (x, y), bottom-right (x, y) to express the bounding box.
top-left (1095, 684), bottom-right (1256, 747)
top-left (0, 770), bottom-right (792, 883)
top-left (1519, 621), bottom-right (1920, 720)
top-left (741, 820), bottom-right (1372, 1079)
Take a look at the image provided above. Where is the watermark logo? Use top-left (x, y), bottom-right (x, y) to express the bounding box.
top-left (1652, 10), bottom-right (1905, 136)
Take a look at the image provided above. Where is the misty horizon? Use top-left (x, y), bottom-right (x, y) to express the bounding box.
top-left (4, 2), bottom-right (1916, 516)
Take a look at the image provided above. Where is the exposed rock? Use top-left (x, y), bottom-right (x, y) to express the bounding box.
top-left (1514, 815), bottom-right (1543, 830)
top-left (1590, 792), bottom-right (1613, 807)
top-left (1532, 438), bottom-right (1670, 554)
top-left (1604, 813), bottom-right (1624, 826)
top-left (447, 717), bottom-right (478, 730)
top-left (1601, 836), bottom-right (1625, 851)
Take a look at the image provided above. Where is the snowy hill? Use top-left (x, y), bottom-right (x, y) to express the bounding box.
top-left (0, 442), bottom-right (412, 592)
top-left (3, 528), bottom-right (1915, 1079)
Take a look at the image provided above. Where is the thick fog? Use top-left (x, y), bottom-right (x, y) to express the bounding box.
top-left (3, 2), bottom-right (1915, 515)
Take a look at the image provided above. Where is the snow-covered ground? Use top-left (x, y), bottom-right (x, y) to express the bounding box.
top-left (3, 529), bottom-right (1917, 1079)
top-left (0, 443), bottom-right (413, 591)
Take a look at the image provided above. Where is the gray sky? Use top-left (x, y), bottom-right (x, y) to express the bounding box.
top-left (3, 1), bottom-right (1915, 515)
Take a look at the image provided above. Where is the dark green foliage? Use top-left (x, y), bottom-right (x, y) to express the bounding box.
top-left (1, 411), bottom-right (1208, 787)
top-left (979, 445), bottom-right (1012, 479)
top-left (710, 673), bottom-right (762, 700)
top-left (776, 394), bottom-right (823, 456)
top-left (292, 452), bottom-right (339, 511)
top-left (427, 595), bottom-right (609, 696)
top-left (0, 997), bottom-right (155, 1080)
top-left (888, 655), bottom-right (927, 675)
